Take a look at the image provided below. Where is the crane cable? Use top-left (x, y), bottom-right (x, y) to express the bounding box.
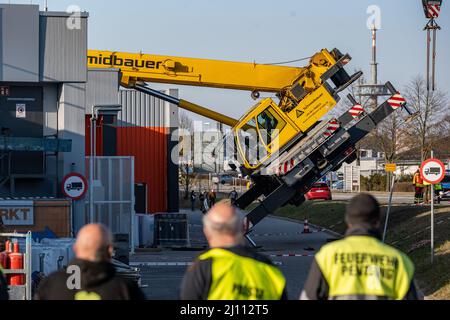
top-left (259, 56), bottom-right (312, 66)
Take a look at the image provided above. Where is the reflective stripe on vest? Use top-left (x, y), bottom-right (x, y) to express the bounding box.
top-left (315, 236), bottom-right (414, 300)
top-left (199, 248), bottom-right (286, 300)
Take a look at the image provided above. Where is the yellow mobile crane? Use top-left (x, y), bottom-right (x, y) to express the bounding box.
top-left (88, 48), bottom-right (359, 169)
top-left (88, 48), bottom-right (412, 239)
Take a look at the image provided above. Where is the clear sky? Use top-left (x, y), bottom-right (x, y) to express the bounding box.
top-left (12, 0), bottom-right (450, 122)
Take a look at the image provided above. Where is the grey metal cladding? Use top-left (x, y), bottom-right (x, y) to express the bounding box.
top-left (86, 69), bottom-right (120, 113)
top-left (39, 15), bottom-right (88, 82)
top-left (118, 89), bottom-right (167, 127)
top-left (0, 4), bottom-right (39, 82)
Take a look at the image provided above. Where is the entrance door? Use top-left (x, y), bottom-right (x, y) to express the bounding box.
top-left (134, 183), bottom-right (147, 214)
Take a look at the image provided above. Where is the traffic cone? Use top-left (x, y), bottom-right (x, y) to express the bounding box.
top-left (302, 219), bottom-right (311, 234)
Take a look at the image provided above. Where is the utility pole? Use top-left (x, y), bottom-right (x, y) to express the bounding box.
top-left (370, 25), bottom-right (378, 110)
top-left (357, 25), bottom-right (390, 112)
top-left (422, 0), bottom-right (442, 91)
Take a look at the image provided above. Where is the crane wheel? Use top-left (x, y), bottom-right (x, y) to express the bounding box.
top-left (251, 90), bottom-right (260, 100)
top-left (317, 158), bottom-right (328, 170)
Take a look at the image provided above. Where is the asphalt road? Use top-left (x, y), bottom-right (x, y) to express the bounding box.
top-left (332, 192), bottom-right (414, 204)
top-left (131, 210), bottom-right (335, 300)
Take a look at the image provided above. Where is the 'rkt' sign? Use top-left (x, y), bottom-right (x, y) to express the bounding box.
top-left (0, 201), bottom-right (34, 226)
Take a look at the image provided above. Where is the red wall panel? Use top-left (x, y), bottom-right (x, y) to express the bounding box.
top-left (117, 127), bottom-right (168, 213)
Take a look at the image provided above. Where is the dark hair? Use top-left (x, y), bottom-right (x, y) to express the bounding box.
top-left (345, 193), bottom-right (381, 226)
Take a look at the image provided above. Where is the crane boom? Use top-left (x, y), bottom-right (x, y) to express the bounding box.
top-left (87, 50), bottom-right (304, 91)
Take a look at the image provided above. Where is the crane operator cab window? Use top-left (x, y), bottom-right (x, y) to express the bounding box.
top-left (237, 118), bottom-right (263, 168)
top-left (235, 99), bottom-right (291, 170)
top-left (256, 107), bottom-right (286, 148)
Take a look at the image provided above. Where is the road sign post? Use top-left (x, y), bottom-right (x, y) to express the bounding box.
top-left (420, 154), bottom-right (445, 264)
top-left (382, 173), bottom-right (396, 243)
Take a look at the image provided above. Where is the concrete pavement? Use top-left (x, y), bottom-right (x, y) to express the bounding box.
top-left (131, 209), bottom-right (335, 300)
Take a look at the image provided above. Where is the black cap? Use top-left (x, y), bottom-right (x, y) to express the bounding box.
top-left (345, 193), bottom-right (381, 226)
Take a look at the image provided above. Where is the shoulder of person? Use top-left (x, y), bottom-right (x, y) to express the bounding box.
top-left (185, 257), bottom-right (213, 276)
top-left (227, 246), bottom-right (274, 266)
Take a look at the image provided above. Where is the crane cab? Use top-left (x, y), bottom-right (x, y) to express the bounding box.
top-left (233, 98), bottom-right (299, 170)
top-left (233, 81), bottom-right (338, 171)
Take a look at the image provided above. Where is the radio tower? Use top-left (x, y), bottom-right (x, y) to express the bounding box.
top-left (357, 25), bottom-right (389, 111)
top-left (370, 25), bottom-right (378, 109)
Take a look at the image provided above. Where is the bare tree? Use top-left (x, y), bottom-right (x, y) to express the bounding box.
top-left (403, 76), bottom-right (448, 161)
top-left (179, 111), bottom-right (194, 132)
top-left (374, 112), bottom-right (404, 163)
top-left (178, 111), bottom-right (195, 199)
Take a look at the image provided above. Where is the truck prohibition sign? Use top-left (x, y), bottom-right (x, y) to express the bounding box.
top-left (62, 172), bottom-right (88, 200)
top-left (420, 158), bottom-right (446, 184)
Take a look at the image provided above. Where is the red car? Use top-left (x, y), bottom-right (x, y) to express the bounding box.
top-left (305, 182), bottom-right (332, 201)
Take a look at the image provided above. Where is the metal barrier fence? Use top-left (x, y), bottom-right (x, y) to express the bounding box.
top-left (85, 156), bottom-right (135, 252)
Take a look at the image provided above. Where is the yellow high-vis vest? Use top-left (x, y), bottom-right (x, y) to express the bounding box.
top-left (199, 248), bottom-right (286, 300)
top-left (315, 236), bottom-right (414, 300)
top-left (413, 173), bottom-right (424, 187)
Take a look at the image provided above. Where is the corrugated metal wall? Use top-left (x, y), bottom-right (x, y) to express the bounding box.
top-left (84, 73), bottom-right (179, 214)
top-left (118, 90), bottom-right (167, 127)
top-left (0, 4), bottom-right (39, 82)
top-left (85, 69), bottom-right (120, 112)
top-left (117, 126), bottom-right (168, 213)
top-left (118, 90), bottom-right (171, 213)
top-left (39, 12), bottom-right (88, 82)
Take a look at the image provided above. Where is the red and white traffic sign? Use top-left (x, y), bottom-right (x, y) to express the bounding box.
top-left (420, 158), bottom-right (445, 184)
top-left (62, 172), bottom-right (88, 200)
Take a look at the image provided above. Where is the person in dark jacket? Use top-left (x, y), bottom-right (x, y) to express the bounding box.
top-left (190, 190), bottom-right (196, 211)
top-left (199, 190), bottom-right (206, 213)
top-left (35, 223), bottom-right (145, 300)
top-left (0, 269), bottom-right (8, 300)
top-left (208, 189), bottom-right (217, 207)
top-left (300, 194), bottom-right (421, 300)
top-left (180, 201), bottom-right (287, 300)
top-left (229, 187), bottom-right (238, 205)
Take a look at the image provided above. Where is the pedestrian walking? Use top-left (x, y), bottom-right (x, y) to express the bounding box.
top-left (180, 201), bottom-right (287, 300)
top-left (190, 190), bottom-right (196, 211)
top-left (208, 189), bottom-right (217, 207)
top-left (229, 187), bottom-right (238, 205)
top-left (35, 223), bottom-right (145, 300)
top-left (199, 190), bottom-right (205, 212)
top-left (300, 193), bottom-right (420, 300)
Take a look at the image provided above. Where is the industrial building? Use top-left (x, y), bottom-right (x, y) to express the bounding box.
top-left (0, 4), bottom-right (179, 237)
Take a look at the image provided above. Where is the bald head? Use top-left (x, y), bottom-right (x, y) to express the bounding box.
top-left (74, 223), bottom-right (113, 262)
top-left (203, 201), bottom-right (243, 248)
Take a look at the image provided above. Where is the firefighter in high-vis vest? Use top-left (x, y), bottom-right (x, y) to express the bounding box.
top-left (300, 194), bottom-right (420, 300)
top-left (435, 182), bottom-right (443, 204)
top-left (413, 169), bottom-right (424, 204)
top-left (180, 201), bottom-right (287, 300)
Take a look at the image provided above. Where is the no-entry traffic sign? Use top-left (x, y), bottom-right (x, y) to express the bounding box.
top-left (62, 172), bottom-right (88, 200)
top-left (420, 158), bottom-right (445, 184)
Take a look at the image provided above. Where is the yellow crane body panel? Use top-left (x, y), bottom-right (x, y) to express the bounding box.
top-left (87, 50), bottom-right (304, 91)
